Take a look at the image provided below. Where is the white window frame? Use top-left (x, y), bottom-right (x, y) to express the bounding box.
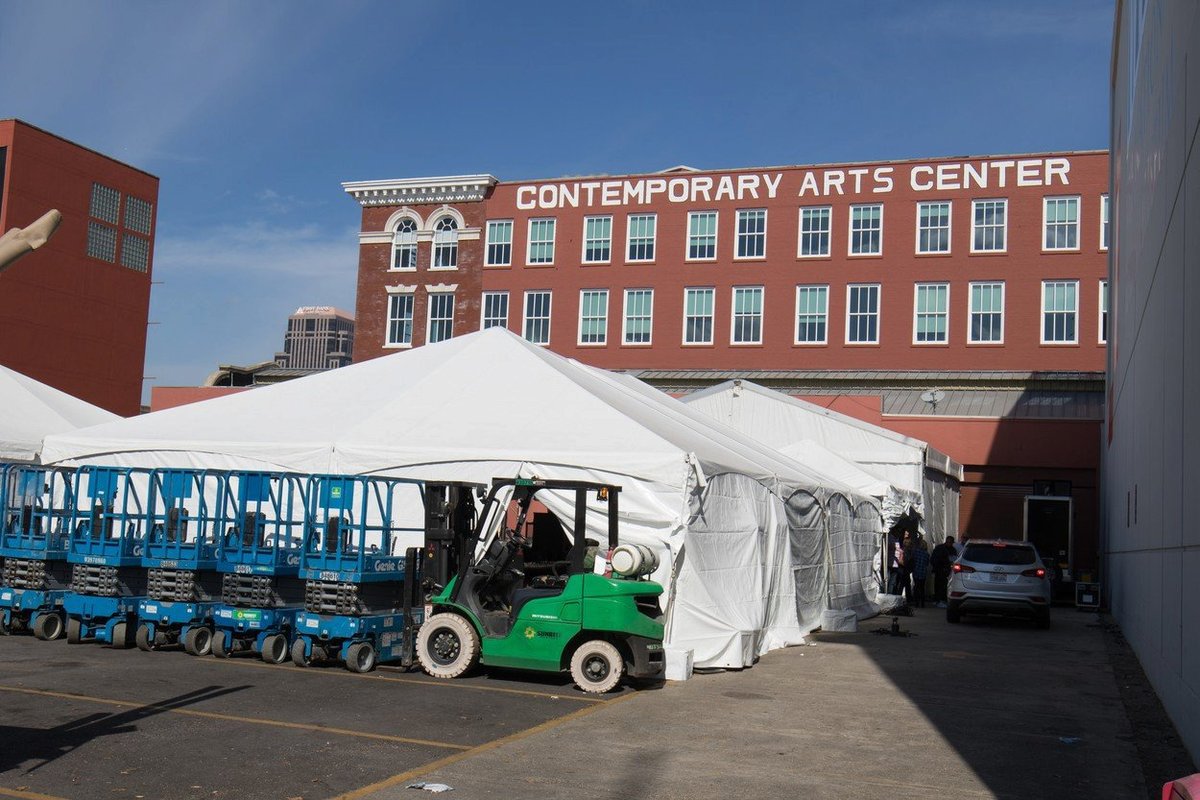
top-left (392, 218), bottom-right (418, 271)
top-left (730, 286), bottom-right (764, 346)
top-left (1099, 279), bottom-right (1109, 344)
top-left (683, 287), bottom-right (715, 346)
top-left (794, 285), bottom-right (829, 345)
top-left (1043, 196), bottom-right (1081, 252)
top-left (1100, 194), bottom-right (1110, 251)
top-left (967, 282), bottom-right (1005, 344)
top-left (1041, 280), bottom-right (1080, 344)
top-left (735, 209), bottom-right (767, 260)
top-left (848, 204), bottom-right (883, 256)
top-left (523, 290), bottom-right (552, 345)
top-left (912, 283), bottom-right (950, 345)
top-left (526, 218), bottom-right (556, 265)
top-left (485, 220), bottom-right (513, 267)
top-left (971, 199), bottom-right (1008, 254)
top-left (622, 289), bottom-right (654, 346)
top-left (686, 211), bottom-right (718, 262)
top-left (626, 213), bottom-right (657, 263)
top-left (385, 292), bottom-right (415, 348)
top-left (431, 217), bottom-right (459, 270)
top-left (916, 201), bottom-right (952, 255)
top-left (481, 291), bottom-right (509, 330)
top-left (426, 292), bottom-right (455, 343)
top-left (798, 206), bottom-right (832, 258)
top-left (846, 284), bottom-right (881, 345)
top-left (582, 215), bottom-right (613, 264)
top-left (578, 289), bottom-right (609, 346)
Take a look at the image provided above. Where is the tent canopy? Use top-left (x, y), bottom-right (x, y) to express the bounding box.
top-left (0, 364), bottom-right (119, 462)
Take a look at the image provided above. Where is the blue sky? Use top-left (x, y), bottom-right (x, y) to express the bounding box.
top-left (0, 1), bottom-right (1114, 400)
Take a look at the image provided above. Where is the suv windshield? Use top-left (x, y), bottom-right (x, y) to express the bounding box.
top-left (963, 543), bottom-right (1037, 566)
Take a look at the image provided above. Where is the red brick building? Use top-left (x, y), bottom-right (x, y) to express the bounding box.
top-left (0, 120), bottom-right (158, 416)
top-left (343, 151), bottom-right (1108, 573)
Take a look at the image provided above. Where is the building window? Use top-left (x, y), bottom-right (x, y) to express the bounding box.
top-left (121, 235), bottom-right (149, 272)
top-left (579, 289), bottom-right (608, 345)
top-left (968, 282), bottom-right (1005, 343)
top-left (1044, 197), bottom-right (1080, 251)
top-left (736, 209), bottom-right (766, 259)
top-left (687, 211), bottom-right (718, 261)
top-left (799, 206), bottom-right (831, 257)
top-left (914, 283), bottom-right (949, 344)
top-left (87, 221), bottom-right (117, 263)
top-left (795, 285), bottom-right (828, 345)
top-left (386, 294), bottom-right (415, 346)
top-left (1042, 280), bottom-right (1079, 343)
top-left (917, 202), bottom-right (951, 254)
top-left (731, 286), bottom-right (764, 345)
top-left (432, 217), bottom-right (459, 269)
top-left (846, 284), bottom-right (880, 344)
top-left (971, 199), bottom-right (1007, 253)
top-left (849, 204), bottom-right (882, 255)
top-left (124, 196), bottom-right (154, 235)
top-left (626, 214), bottom-right (656, 262)
top-left (90, 183), bottom-right (120, 224)
top-left (523, 290), bottom-right (552, 344)
top-left (485, 220), bottom-right (512, 266)
top-left (427, 292), bottom-right (455, 343)
top-left (1099, 280), bottom-right (1109, 343)
top-left (527, 219), bottom-right (556, 265)
top-left (623, 289), bottom-right (653, 345)
top-left (583, 216), bottom-right (612, 263)
top-left (1100, 194), bottom-right (1110, 251)
top-left (684, 287), bottom-right (714, 345)
top-left (393, 218), bottom-right (418, 270)
top-left (482, 291), bottom-right (509, 329)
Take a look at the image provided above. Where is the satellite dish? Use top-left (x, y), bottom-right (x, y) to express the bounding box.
top-left (920, 389), bottom-right (946, 405)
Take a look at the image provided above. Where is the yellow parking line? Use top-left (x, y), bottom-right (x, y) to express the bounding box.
top-left (197, 655), bottom-right (608, 703)
top-left (0, 787), bottom-right (68, 800)
top-left (0, 685), bottom-right (468, 752)
top-left (333, 691), bottom-right (638, 800)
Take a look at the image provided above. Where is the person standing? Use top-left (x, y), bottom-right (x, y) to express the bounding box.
top-left (910, 536), bottom-right (931, 608)
top-left (886, 530), bottom-right (904, 596)
top-left (900, 531), bottom-right (915, 604)
top-left (930, 535), bottom-right (956, 608)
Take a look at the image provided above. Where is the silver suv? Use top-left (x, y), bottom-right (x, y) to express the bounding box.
top-left (947, 540), bottom-right (1052, 628)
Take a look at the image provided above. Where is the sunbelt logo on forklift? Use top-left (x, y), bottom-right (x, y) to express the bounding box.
top-left (523, 626), bottom-right (559, 640)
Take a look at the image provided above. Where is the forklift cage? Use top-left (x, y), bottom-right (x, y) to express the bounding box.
top-left (216, 471), bottom-right (308, 575)
top-left (142, 469), bottom-right (227, 568)
top-left (0, 464), bottom-right (75, 559)
top-left (67, 466), bottom-right (151, 564)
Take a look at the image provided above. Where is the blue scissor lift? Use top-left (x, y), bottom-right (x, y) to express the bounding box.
top-left (0, 464), bottom-right (75, 640)
top-left (211, 471), bottom-right (308, 663)
top-left (63, 466), bottom-right (151, 647)
top-left (290, 475), bottom-right (425, 673)
top-left (135, 469), bottom-right (226, 656)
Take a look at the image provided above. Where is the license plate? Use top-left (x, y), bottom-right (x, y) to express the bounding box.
top-left (989, 572), bottom-right (1009, 583)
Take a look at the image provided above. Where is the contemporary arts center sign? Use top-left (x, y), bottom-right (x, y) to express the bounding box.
top-left (514, 156), bottom-right (1075, 210)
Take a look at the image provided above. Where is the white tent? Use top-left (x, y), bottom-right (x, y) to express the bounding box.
top-left (41, 328), bottom-right (879, 667)
top-left (0, 364), bottom-right (119, 463)
top-left (683, 380), bottom-right (962, 542)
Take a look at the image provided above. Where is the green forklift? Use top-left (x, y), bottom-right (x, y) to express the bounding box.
top-left (416, 478), bottom-right (665, 693)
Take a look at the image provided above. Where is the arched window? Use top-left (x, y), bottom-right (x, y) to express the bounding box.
top-left (433, 216), bottom-right (458, 269)
top-left (393, 218), bottom-right (417, 269)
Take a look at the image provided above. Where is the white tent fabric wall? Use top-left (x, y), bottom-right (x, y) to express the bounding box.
top-left (0, 364), bottom-right (120, 463)
top-left (40, 328), bottom-right (873, 669)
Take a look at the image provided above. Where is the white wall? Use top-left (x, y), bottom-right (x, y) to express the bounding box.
top-left (1107, 0), bottom-right (1200, 762)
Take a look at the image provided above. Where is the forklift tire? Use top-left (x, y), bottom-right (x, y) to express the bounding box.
top-left (111, 621), bottom-right (131, 649)
top-left (291, 637), bottom-right (312, 667)
top-left (183, 626), bottom-right (213, 657)
top-left (346, 642), bottom-right (377, 674)
top-left (570, 640), bottom-right (624, 694)
top-left (34, 613), bottom-right (64, 641)
top-left (416, 613), bottom-right (479, 679)
top-left (66, 618), bottom-right (82, 644)
top-left (212, 630), bottom-right (231, 658)
top-left (260, 634), bottom-right (288, 664)
top-left (135, 624), bottom-right (156, 652)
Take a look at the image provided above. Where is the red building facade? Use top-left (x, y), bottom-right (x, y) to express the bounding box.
top-left (0, 120), bottom-right (158, 416)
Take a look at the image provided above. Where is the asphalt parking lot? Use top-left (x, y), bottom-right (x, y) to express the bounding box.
top-left (0, 636), bottom-right (622, 799)
top-left (2, 608), bottom-right (1195, 800)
